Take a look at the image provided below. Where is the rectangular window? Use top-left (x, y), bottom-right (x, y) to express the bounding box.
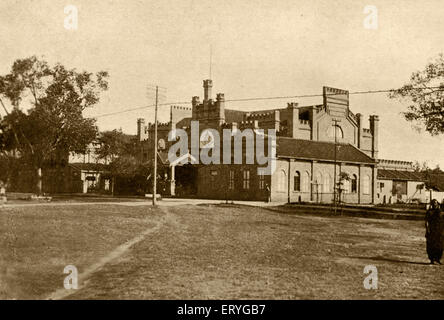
top-left (378, 182), bottom-right (384, 192)
top-left (243, 170), bottom-right (250, 190)
top-left (259, 172), bottom-right (265, 190)
top-left (229, 170), bottom-right (235, 190)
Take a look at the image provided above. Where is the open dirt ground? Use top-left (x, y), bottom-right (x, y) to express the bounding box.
top-left (0, 202), bottom-right (442, 299)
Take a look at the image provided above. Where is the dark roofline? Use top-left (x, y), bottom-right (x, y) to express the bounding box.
top-left (276, 137), bottom-right (377, 165)
top-left (278, 155), bottom-right (376, 166)
top-left (277, 136), bottom-right (352, 144)
top-left (377, 169), bottom-right (426, 182)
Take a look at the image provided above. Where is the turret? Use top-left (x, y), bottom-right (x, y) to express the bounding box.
top-left (203, 79), bottom-right (213, 102)
top-left (287, 102), bottom-right (299, 138)
top-left (356, 113), bottom-right (364, 148)
top-left (137, 118), bottom-right (147, 141)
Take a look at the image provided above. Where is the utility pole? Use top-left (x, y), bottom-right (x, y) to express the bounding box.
top-left (146, 84), bottom-right (166, 206)
top-left (333, 119), bottom-right (341, 215)
top-left (152, 86), bottom-right (159, 206)
top-left (209, 44), bottom-right (212, 79)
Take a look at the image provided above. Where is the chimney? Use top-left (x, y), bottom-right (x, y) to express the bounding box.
top-left (203, 79), bottom-right (213, 102)
top-left (216, 93), bottom-right (225, 124)
top-left (369, 115), bottom-right (379, 159)
top-left (192, 96), bottom-right (200, 120)
top-left (274, 110), bottom-right (280, 132)
top-left (287, 102), bottom-right (299, 138)
top-left (356, 113), bottom-right (364, 148)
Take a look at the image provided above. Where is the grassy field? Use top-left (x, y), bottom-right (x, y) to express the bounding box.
top-left (0, 202), bottom-right (443, 299)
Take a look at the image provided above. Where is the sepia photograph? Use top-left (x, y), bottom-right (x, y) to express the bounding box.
top-left (0, 0), bottom-right (443, 308)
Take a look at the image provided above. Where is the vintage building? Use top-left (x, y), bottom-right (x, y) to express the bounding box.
top-left (137, 80), bottom-right (385, 203)
top-left (68, 142), bottom-right (110, 194)
top-left (375, 159), bottom-right (444, 204)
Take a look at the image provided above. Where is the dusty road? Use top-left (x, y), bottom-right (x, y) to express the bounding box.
top-left (0, 202), bottom-right (442, 299)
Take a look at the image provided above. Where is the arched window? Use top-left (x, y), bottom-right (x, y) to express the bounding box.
top-left (363, 175), bottom-right (370, 195)
top-left (351, 174), bottom-right (358, 193)
top-left (303, 171), bottom-right (310, 192)
top-left (278, 170), bottom-right (286, 192)
top-left (294, 171), bottom-right (301, 191)
top-left (323, 174), bottom-right (331, 193)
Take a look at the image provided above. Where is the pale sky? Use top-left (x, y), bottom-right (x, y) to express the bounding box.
top-left (1, 0), bottom-right (443, 167)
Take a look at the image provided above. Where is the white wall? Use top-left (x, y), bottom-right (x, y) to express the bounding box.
top-left (375, 179), bottom-right (434, 204)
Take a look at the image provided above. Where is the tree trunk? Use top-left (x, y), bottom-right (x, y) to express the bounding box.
top-left (111, 176), bottom-right (115, 196)
top-left (37, 167), bottom-right (43, 195)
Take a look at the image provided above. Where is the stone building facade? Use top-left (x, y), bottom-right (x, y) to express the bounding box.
top-left (137, 80), bottom-right (384, 204)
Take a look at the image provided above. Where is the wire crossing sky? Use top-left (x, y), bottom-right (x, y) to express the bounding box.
top-left (0, 0), bottom-right (443, 168)
top-left (92, 87), bottom-right (444, 119)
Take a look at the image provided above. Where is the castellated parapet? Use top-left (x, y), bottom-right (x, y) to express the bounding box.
top-left (192, 80), bottom-right (225, 128)
top-left (137, 82), bottom-right (379, 164)
top-left (239, 120), bottom-right (259, 130)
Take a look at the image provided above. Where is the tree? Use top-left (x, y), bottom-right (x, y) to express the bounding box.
top-left (412, 161), bottom-right (430, 172)
top-left (96, 129), bottom-right (133, 163)
top-left (338, 172), bottom-right (350, 181)
top-left (96, 130), bottom-right (150, 195)
top-left (336, 172), bottom-right (350, 203)
top-left (389, 54), bottom-right (444, 135)
top-left (0, 106), bottom-right (25, 188)
top-left (0, 56), bottom-right (108, 194)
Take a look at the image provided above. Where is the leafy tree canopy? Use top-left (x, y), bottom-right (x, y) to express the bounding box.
top-left (96, 130), bottom-right (150, 178)
top-left (0, 56), bottom-right (109, 165)
top-left (389, 54), bottom-right (444, 135)
top-left (0, 56), bottom-right (108, 193)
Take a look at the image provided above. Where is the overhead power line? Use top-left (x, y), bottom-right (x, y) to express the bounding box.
top-left (92, 86), bottom-right (444, 119)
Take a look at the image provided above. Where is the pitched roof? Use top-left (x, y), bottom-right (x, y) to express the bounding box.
top-left (377, 169), bottom-right (425, 182)
top-left (276, 138), bottom-right (376, 164)
top-left (224, 109), bottom-right (246, 123)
